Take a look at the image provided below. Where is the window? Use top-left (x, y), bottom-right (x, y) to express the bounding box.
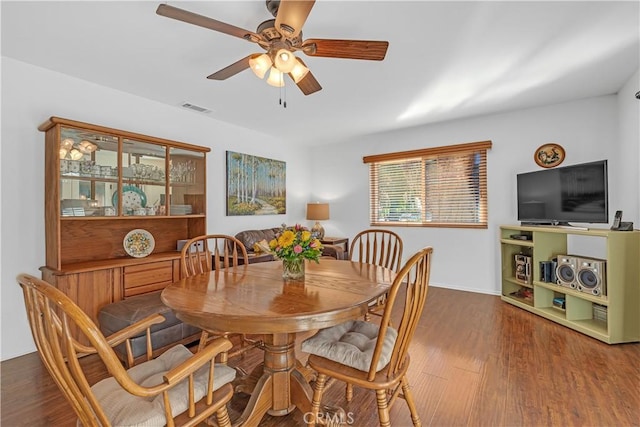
top-left (364, 141), bottom-right (492, 228)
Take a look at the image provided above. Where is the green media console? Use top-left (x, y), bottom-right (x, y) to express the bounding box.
top-left (500, 225), bottom-right (639, 344)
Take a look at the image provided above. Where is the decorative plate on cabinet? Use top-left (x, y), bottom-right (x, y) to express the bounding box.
top-left (123, 229), bottom-right (155, 258)
top-left (534, 143), bottom-right (565, 168)
top-left (112, 185), bottom-right (147, 210)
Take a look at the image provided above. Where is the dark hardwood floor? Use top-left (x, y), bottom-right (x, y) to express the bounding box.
top-left (2, 286), bottom-right (639, 426)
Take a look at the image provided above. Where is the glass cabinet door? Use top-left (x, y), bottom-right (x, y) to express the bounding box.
top-left (59, 127), bottom-right (118, 217)
top-left (57, 127), bottom-right (204, 218)
top-left (168, 147), bottom-right (205, 216)
top-left (119, 139), bottom-right (167, 216)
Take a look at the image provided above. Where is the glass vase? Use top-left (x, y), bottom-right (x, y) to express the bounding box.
top-left (282, 258), bottom-right (305, 280)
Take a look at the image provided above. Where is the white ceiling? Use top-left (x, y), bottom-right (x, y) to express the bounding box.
top-left (2, 1), bottom-right (639, 146)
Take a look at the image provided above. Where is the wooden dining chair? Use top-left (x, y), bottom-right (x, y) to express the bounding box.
top-left (302, 246), bottom-right (433, 427)
top-left (180, 234), bottom-right (249, 277)
top-left (349, 229), bottom-right (404, 319)
top-left (17, 273), bottom-right (236, 427)
top-left (180, 234), bottom-right (262, 358)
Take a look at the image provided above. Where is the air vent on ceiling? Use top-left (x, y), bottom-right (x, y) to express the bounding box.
top-left (179, 102), bottom-right (213, 114)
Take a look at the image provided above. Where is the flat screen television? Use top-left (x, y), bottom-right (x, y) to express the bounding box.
top-left (517, 160), bottom-right (608, 225)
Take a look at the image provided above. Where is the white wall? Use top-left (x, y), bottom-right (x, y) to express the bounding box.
top-left (617, 69), bottom-right (640, 225)
top-left (310, 95), bottom-right (631, 295)
top-left (0, 58), bottom-right (311, 361)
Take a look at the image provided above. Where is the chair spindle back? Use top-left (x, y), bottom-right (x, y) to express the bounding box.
top-left (349, 229), bottom-right (403, 273)
top-left (181, 235), bottom-right (248, 278)
top-left (18, 274), bottom-right (132, 426)
top-left (367, 246), bottom-right (432, 381)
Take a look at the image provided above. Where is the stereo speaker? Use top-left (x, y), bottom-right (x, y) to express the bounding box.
top-left (556, 255), bottom-right (578, 289)
top-left (576, 257), bottom-right (607, 296)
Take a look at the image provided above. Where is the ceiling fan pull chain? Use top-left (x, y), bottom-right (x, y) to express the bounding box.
top-left (283, 76), bottom-right (287, 108)
top-left (278, 74), bottom-right (287, 108)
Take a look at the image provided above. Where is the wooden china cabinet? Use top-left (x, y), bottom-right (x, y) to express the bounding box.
top-left (39, 117), bottom-right (209, 336)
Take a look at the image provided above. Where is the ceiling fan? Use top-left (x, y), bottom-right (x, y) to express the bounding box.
top-left (156, 1), bottom-right (389, 96)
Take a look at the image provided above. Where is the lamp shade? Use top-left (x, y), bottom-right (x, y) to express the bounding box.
top-left (69, 149), bottom-right (84, 161)
top-left (289, 58), bottom-right (310, 83)
top-left (61, 138), bottom-right (74, 150)
top-left (306, 203), bottom-right (330, 220)
top-left (249, 53), bottom-right (272, 79)
top-left (266, 67), bottom-right (285, 87)
top-left (78, 140), bottom-right (97, 153)
top-left (274, 49), bottom-right (296, 73)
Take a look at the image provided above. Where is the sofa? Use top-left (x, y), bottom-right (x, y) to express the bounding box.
top-left (235, 227), bottom-right (346, 261)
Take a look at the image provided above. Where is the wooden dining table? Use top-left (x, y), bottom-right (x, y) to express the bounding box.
top-left (161, 259), bottom-right (394, 426)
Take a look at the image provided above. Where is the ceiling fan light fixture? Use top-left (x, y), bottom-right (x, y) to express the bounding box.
top-left (289, 58), bottom-right (310, 83)
top-left (274, 48), bottom-right (296, 73)
top-left (78, 140), bottom-right (97, 153)
top-left (61, 138), bottom-right (75, 150)
top-left (69, 149), bottom-right (84, 161)
top-left (249, 53), bottom-right (272, 79)
top-left (266, 67), bottom-right (285, 87)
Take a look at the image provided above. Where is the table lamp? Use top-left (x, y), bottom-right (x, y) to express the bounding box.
top-left (306, 202), bottom-right (330, 239)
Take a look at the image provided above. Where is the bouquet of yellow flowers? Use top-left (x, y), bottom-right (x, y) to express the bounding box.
top-left (269, 224), bottom-right (324, 262)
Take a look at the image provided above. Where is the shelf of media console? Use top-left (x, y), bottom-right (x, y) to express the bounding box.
top-left (502, 294), bottom-right (533, 308)
top-left (536, 306), bottom-right (609, 338)
top-left (505, 225), bottom-right (614, 237)
top-left (503, 278), bottom-right (609, 305)
top-left (534, 280), bottom-right (609, 306)
top-left (501, 293), bottom-right (609, 340)
top-left (500, 238), bottom-right (534, 247)
top-left (504, 277), bottom-right (533, 289)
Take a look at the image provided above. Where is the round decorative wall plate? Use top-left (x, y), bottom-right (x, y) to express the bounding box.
top-left (112, 185), bottom-right (147, 210)
top-left (123, 229), bottom-right (155, 258)
top-left (534, 143), bottom-right (565, 168)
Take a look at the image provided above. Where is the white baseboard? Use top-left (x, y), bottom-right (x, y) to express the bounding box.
top-left (429, 282), bottom-right (501, 296)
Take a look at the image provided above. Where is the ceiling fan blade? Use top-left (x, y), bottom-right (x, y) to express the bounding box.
top-left (292, 71), bottom-right (322, 96)
top-left (207, 55), bottom-right (255, 80)
top-left (275, 0), bottom-right (316, 39)
top-left (302, 39), bottom-right (389, 61)
top-left (157, 4), bottom-right (260, 42)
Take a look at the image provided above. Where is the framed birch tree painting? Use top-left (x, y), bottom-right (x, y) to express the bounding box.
top-left (226, 151), bottom-right (286, 215)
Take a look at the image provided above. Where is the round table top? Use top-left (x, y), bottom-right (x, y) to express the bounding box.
top-left (161, 259), bottom-right (394, 334)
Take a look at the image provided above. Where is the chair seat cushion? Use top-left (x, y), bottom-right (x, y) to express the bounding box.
top-left (91, 344), bottom-right (236, 426)
top-left (302, 320), bottom-right (397, 372)
top-left (99, 293), bottom-right (181, 334)
top-left (98, 293), bottom-right (201, 360)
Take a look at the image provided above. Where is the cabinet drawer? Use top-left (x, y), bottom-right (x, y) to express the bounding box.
top-left (123, 261), bottom-right (173, 290)
top-left (125, 281), bottom-right (171, 297)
